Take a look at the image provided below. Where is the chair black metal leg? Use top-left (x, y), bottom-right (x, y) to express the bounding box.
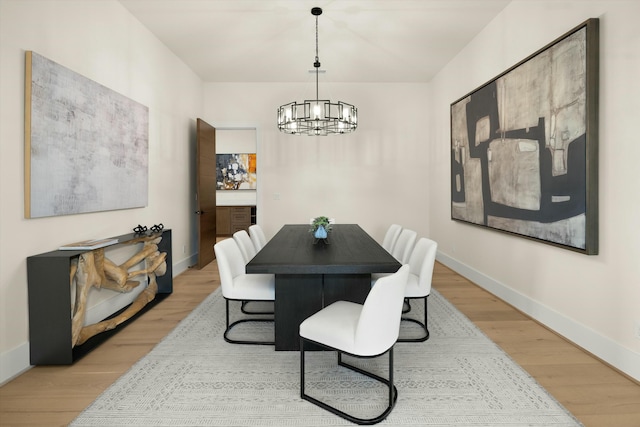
top-left (224, 299), bottom-right (274, 345)
top-left (402, 298), bottom-right (411, 314)
top-left (388, 348), bottom-right (394, 404)
top-left (300, 338), bottom-right (398, 425)
top-left (300, 337), bottom-right (305, 398)
top-left (398, 295), bottom-right (429, 342)
top-left (241, 300), bottom-right (275, 315)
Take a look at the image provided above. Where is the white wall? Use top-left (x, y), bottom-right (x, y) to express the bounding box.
top-left (203, 82), bottom-right (431, 241)
top-left (0, 0), bottom-right (203, 383)
top-left (428, 0), bottom-right (640, 381)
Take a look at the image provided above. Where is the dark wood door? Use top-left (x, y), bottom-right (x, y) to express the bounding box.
top-left (196, 118), bottom-right (216, 269)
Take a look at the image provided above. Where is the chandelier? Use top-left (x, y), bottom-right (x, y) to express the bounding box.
top-left (277, 7), bottom-right (358, 136)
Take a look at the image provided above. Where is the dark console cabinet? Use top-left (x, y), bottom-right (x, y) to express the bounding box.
top-left (26, 230), bottom-right (173, 365)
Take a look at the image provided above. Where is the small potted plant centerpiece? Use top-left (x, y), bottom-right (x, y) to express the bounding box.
top-left (310, 216), bottom-right (332, 242)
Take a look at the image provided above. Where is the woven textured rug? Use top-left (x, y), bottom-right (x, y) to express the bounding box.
top-left (71, 288), bottom-right (581, 426)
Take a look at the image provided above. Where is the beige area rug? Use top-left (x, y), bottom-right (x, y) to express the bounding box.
top-left (71, 288), bottom-right (582, 426)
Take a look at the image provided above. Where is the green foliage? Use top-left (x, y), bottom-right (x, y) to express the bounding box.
top-left (310, 216), bottom-right (332, 233)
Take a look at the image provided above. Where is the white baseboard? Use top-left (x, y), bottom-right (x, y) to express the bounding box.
top-left (0, 342), bottom-right (31, 385)
top-left (173, 253), bottom-right (198, 276)
top-left (437, 252), bottom-right (640, 382)
top-left (1, 255), bottom-right (200, 385)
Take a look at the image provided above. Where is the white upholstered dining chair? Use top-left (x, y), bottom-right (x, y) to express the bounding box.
top-left (236, 228), bottom-right (273, 315)
top-left (214, 238), bottom-right (274, 345)
top-left (399, 237), bottom-right (437, 342)
top-left (299, 265), bottom-right (410, 424)
top-left (248, 224), bottom-right (267, 251)
top-left (391, 228), bottom-right (417, 264)
top-left (371, 228), bottom-right (416, 286)
top-left (381, 224), bottom-right (402, 253)
top-left (233, 229), bottom-right (257, 263)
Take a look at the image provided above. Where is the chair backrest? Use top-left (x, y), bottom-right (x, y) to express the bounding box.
top-left (354, 265), bottom-right (410, 356)
top-left (233, 230), bottom-right (257, 263)
top-left (407, 238), bottom-right (438, 295)
top-left (381, 224), bottom-right (402, 253)
top-left (391, 228), bottom-right (417, 264)
top-left (248, 224), bottom-right (267, 251)
top-left (214, 238), bottom-right (246, 297)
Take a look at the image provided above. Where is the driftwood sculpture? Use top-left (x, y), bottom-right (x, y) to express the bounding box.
top-left (70, 235), bottom-right (167, 347)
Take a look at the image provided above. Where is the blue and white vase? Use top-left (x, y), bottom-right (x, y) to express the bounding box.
top-left (314, 225), bottom-right (328, 239)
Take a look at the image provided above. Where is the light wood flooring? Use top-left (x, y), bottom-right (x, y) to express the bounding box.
top-left (1, 261), bottom-right (638, 426)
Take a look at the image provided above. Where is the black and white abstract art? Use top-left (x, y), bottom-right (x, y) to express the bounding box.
top-left (450, 19), bottom-right (598, 254)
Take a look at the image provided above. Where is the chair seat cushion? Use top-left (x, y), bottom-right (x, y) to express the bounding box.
top-left (227, 273), bottom-right (275, 300)
top-left (300, 301), bottom-right (362, 354)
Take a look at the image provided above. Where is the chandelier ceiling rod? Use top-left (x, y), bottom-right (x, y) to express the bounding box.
top-left (277, 7), bottom-right (358, 136)
top-left (313, 6), bottom-right (320, 103)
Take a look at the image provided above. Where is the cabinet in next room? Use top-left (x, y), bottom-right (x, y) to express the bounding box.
top-left (216, 205), bottom-right (256, 236)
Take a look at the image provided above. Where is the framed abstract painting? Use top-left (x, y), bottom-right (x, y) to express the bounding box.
top-left (450, 19), bottom-right (599, 254)
top-left (216, 153), bottom-right (257, 190)
top-left (25, 51), bottom-right (149, 218)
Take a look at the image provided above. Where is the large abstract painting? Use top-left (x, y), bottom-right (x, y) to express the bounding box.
top-left (25, 51), bottom-right (148, 218)
top-left (216, 153), bottom-right (257, 190)
top-left (450, 19), bottom-right (599, 254)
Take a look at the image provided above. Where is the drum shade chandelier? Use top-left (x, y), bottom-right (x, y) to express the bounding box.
top-left (277, 7), bottom-right (358, 136)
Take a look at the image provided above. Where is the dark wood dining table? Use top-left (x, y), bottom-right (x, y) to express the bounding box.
top-left (246, 224), bottom-right (401, 350)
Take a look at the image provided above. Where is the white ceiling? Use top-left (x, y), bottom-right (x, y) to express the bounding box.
top-left (118, 0), bottom-right (511, 83)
